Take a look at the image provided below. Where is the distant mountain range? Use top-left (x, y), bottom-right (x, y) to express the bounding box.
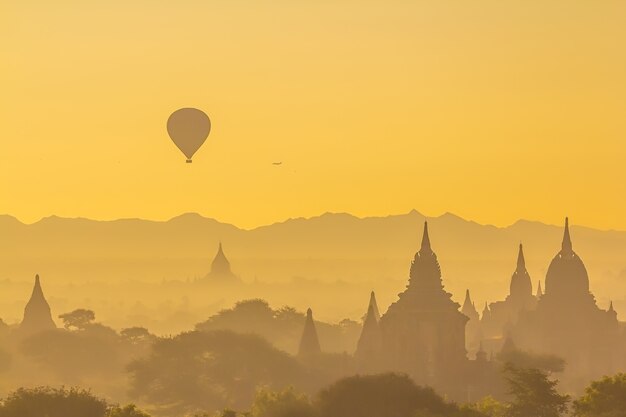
top-left (1, 211), bottom-right (625, 310)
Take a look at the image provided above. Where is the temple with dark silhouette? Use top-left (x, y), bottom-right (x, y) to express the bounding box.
top-left (348, 218), bottom-right (625, 399)
top-left (19, 274), bottom-right (56, 335)
top-left (355, 222), bottom-right (469, 396)
top-left (204, 242), bottom-right (240, 283)
top-left (513, 218), bottom-right (622, 384)
top-left (355, 292), bottom-right (382, 367)
top-left (480, 243), bottom-right (538, 340)
top-left (461, 289), bottom-right (481, 355)
top-left (298, 308), bottom-right (322, 357)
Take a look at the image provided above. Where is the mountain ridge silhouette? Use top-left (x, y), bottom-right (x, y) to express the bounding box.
top-left (3, 210), bottom-right (623, 231)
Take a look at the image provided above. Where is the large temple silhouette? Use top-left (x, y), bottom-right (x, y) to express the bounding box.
top-left (340, 218), bottom-right (624, 398)
top-left (353, 222), bottom-right (469, 397)
top-left (513, 218), bottom-right (621, 383)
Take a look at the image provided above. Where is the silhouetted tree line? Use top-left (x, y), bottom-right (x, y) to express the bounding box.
top-left (127, 330), bottom-right (352, 415)
top-left (195, 299), bottom-right (360, 354)
top-left (2, 302), bottom-right (626, 417)
top-left (4, 371), bottom-right (625, 417)
top-left (0, 387), bottom-right (149, 417)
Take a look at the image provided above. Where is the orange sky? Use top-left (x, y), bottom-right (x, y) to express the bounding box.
top-left (1, 1), bottom-right (625, 230)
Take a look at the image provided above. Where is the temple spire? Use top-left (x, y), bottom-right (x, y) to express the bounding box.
top-left (481, 302), bottom-right (491, 321)
top-left (356, 303), bottom-right (382, 363)
top-left (562, 217), bottom-right (573, 254)
top-left (32, 274), bottom-right (43, 297)
top-left (461, 289), bottom-right (479, 321)
top-left (421, 221), bottom-right (431, 252)
top-left (298, 308), bottom-right (321, 357)
top-left (462, 289), bottom-right (472, 310)
top-left (517, 243), bottom-right (525, 271)
top-left (368, 291), bottom-right (381, 322)
top-left (206, 241), bottom-right (239, 283)
top-left (20, 274), bottom-right (56, 335)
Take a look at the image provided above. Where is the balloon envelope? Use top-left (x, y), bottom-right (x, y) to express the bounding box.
top-left (167, 108), bottom-right (211, 162)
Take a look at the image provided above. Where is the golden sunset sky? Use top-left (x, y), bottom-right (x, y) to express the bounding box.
top-left (1, 1), bottom-right (625, 230)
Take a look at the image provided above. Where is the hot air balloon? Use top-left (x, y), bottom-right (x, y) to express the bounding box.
top-left (167, 108), bottom-right (211, 163)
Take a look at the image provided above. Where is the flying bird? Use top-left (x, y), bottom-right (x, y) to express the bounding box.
top-left (272, 162), bottom-right (283, 166)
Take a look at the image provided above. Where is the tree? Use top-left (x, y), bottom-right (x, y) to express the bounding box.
top-left (464, 396), bottom-right (506, 417)
top-left (497, 349), bottom-right (565, 373)
top-left (20, 326), bottom-right (124, 381)
top-left (59, 309), bottom-right (96, 330)
top-left (128, 330), bottom-right (306, 415)
top-left (249, 387), bottom-right (315, 417)
top-left (196, 300), bottom-right (360, 355)
top-left (315, 373), bottom-right (460, 417)
top-left (0, 386), bottom-right (108, 417)
top-left (120, 327), bottom-right (156, 345)
top-left (573, 373), bottom-right (626, 417)
top-left (503, 364), bottom-right (569, 417)
top-left (107, 404), bottom-right (151, 417)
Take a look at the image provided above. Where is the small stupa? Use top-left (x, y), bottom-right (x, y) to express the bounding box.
top-left (20, 274), bottom-right (56, 335)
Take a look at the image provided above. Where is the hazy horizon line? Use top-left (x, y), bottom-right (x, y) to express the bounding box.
top-left (2, 209), bottom-right (622, 233)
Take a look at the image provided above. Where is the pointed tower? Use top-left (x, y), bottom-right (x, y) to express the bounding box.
top-left (379, 221), bottom-right (469, 388)
top-left (545, 217), bottom-right (589, 297)
top-left (536, 281), bottom-right (543, 298)
top-left (462, 290), bottom-right (479, 321)
top-left (20, 275), bottom-right (56, 335)
top-left (562, 217), bottom-right (573, 254)
top-left (205, 242), bottom-right (239, 283)
top-left (355, 303), bottom-right (382, 366)
top-left (368, 291), bottom-right (381, 322)
top-left (510, 244), bottom-right (532, 299)
top-left (298, 308), bottom-right (321, 357)
top-left (462, 289), bottom-right (481, 354)
top-left (607, 301), bottom-right (618, 321)
top-left (484, 244), bottom-right (538, 340)
top-left (481, 302), bottom-right (491, 322)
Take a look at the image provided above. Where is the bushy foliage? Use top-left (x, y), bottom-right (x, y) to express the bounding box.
top-left (196, 299), bottom-right (360, 354)
top-left (128, 330), bottom-right (306, 415)
top-left (464, 396), bottom-right (507, 417)
top-left (0, 387), bottom-right (151, 417)
top-left (497, 349), bottom-right (565, 373)
top-left (20, 327), bottom-right (124, 380)
top-left (59, 309), bottom-right (96, 330)
top-left (121, 327), bottom-right (156, 345)
top-left (0, 386), bottom-right (108, 417)
top-left (107, 404), bottom-right (152, 417)
top-left (316, 373), bottom-right (464, 417)
top-left (249, 387), bottom-right (315, 417)
top-left (573, 373), bottom-right (626, 417)
top-left (503, 364), bottom-right (569, 417)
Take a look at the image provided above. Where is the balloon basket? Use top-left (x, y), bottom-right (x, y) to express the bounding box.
top-left (186, 159), bottom-right (193, 163)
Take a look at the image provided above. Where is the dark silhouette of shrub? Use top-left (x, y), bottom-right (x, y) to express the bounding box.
top-left (128, 330), bottom-right (307, 415)
top-left (315, 373), bottom-right (460, 417)
top-left (573, 373), bottom-right (626, 417)
top-left (0, 386), bottom-right (108, 417)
